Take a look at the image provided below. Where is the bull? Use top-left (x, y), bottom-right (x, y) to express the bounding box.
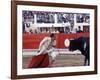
top-left (69, 37), bottom-right (90, 66)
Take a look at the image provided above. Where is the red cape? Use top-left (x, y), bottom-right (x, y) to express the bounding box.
top-left (28, 53), bottom-right (49, 68)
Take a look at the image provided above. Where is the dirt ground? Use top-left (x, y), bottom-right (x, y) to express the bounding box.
top-left (22, 54), bottom-right (85, 69)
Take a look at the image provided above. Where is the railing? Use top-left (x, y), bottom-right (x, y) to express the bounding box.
top-left (23, 32), bottom-right (89, 49)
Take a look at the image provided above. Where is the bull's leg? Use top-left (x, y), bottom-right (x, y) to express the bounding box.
top-left (88, 57), bottom-right (90, 66)
top-left (84, 57), bottom-right (87, 66)
top-left (88, 60), bottom-right (89, 66)
top-left (84, 56), bottom-right (90, 66)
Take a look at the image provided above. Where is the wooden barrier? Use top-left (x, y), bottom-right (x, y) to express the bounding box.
top-left (23, 33), bottom-right (89, 49)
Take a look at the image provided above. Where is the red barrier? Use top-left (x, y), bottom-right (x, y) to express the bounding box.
top-left (23, 33), bottom-right (89, 49)
top-left (56, 33), bottom-right (89, 48)
top-left (23, 33), bottom-right (49, 49)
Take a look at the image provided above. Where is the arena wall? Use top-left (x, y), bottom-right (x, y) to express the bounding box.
top-left (23, 33), bottom-right (89, 49)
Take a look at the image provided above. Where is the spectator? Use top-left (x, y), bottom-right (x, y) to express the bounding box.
top-left (77, 26), bottom-right (83, 33)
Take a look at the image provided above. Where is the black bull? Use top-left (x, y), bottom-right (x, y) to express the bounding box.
top-left (69, 37), bottom-right (89, 66)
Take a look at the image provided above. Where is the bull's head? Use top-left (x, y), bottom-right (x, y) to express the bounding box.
top-left (65, 39), bottom-right (77, 51)
top-left (69, 39), bottom-right (77, 51)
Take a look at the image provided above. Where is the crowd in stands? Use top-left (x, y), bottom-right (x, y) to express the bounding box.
top-left (22, 11), bottom-right (90, 34)
top-left (23, 26), bottom-right (88, 34)
top-left (76, 14), bottom-right (90, 23)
